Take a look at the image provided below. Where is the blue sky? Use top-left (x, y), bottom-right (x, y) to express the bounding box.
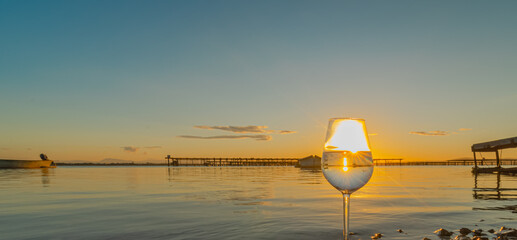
top-left (1, 0), bottom-right (517, 161)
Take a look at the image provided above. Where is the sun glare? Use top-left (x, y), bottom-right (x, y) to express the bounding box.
top-left (324, 119), bottom-right (370, 153)
top-left (342, 156), bottom-right (349, 171)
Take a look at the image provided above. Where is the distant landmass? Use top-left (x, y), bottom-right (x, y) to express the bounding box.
top-left (99, 158), bottom-right (134, 164)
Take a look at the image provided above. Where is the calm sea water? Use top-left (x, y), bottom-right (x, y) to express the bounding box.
top-left (0, 166), bottom-right (516, 240)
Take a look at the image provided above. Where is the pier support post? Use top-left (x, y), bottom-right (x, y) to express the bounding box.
top-left (473, 152), bottom-right (477, 169)
top-left (495, 150), bottom-right (500, 168)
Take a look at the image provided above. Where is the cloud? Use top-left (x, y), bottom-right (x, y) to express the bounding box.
top-left (182, 125), bottom-right (295, 141)
top-left (278, 130), bottom-right (296, 134)
top-left (178, 135), bottom-right (272, 141)
top-left (459, 128), bottom-right (472, 131)
top-left (409, 131), bottom-right (450, 136)
top-left (194, 125), bottom-right (274, 133)
top-left (121, 146), bottom-right (160, 153)
top-left (121, 146), bottom-right (139, 152)
top-left (143, 146), bottom-right (162, 149)
top-left (194, 125), bottom-right (296, 135)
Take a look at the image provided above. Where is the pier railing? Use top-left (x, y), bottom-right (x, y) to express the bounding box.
top-left (164, 156), bottom-right (517, 167)
top-left (378, 159), bottom-right (517, 166)
top-left (165, 157), bottom-right (299, 166)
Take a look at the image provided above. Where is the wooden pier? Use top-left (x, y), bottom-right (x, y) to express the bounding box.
top-left (164, 155), bottom-right (517, 167)
top-left (471, 136), bottom-right (517, 174)
top-left (166, 156), bottom-right (406, 167)
top-left (450, 159), bottom-right (517, 166)
top-left (373, 159), bottom-right (403, 165)
top-left (165, 155), bottom-right (299, 166)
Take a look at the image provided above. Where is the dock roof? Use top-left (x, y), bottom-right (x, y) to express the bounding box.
top-left (472, 137), bottom-right (517, 152)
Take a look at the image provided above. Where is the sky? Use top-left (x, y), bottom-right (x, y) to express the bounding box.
top-left (1, 0), bottom-right (517, 162)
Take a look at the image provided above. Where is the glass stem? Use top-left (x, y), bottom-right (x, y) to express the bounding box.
top-left (343, 193), bottom-right (351, 240)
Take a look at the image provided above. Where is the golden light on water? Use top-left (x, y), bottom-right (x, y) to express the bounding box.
top-left (343, 157), bottom-right (348, 171)
top-left (324, 119), bottom-right (371, 153)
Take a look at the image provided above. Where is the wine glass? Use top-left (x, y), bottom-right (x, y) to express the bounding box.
top-left (321, 118), bottom-right (374, 240)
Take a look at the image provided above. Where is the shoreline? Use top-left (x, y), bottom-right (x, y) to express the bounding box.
top-left (50, 163), bottom-right (517, 167)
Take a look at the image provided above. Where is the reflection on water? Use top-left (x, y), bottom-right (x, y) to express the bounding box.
top-left (1, 166), bottom-right (517, 240)
top-left (473, 172), bottom-right (517, 213)
top-left (0, 168), bottom-right (54, 187)
top-left (168, 167), bottom-right (277, 206)
top-left (475, 172), bottom-right (506, 200)
top-left (41, 168), bottom-right (51, 186)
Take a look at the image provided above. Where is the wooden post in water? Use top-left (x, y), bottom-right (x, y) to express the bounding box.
top-left (495, 150), bottom-right (500, 168)
top-left (473, 152), bottom-right (477, 169)
top-left (166, 155), bottom-right (171, 167)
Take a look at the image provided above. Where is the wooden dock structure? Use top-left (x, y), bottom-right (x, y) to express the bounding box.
top-left (164, 155), bottom-right (517, 167)
top-left (471, 136), bottom-right (517, 174)
top-left (448, 159), bottom-right (517, 166)
top-left (373, 158), bottom-right (403, 165)
top-left (165, 155), bottom-right (299, 166)
top-left (379, 160), bottom-right (517, 166)
top-left (165, 155), bottom-right (406, 167)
